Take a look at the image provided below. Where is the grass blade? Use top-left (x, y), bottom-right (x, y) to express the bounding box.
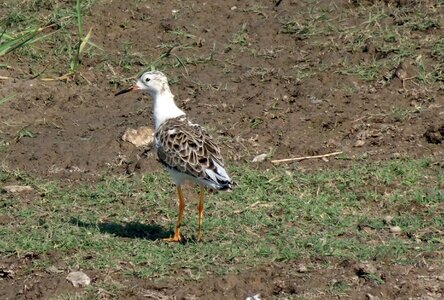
top-left (76, 0), bottom-right (83, 38)
top-left (0, 94), bottom-right (15, 106)
top-left (0, 28), bottom-right (40, 56)
top-left (79, 27), bottom-right (92, 54)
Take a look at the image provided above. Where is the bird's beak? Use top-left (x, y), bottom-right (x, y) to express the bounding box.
top-left (114, 84), bottom-right (140, 96)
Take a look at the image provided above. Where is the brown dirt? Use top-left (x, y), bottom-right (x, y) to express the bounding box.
top-left (1, 0), bottom-right (443, 299)
top-left (1, 255), bottom-right (443, 299)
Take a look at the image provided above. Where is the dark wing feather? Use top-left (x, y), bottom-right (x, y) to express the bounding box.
top-left (154, 116), bottom-right (229, 185)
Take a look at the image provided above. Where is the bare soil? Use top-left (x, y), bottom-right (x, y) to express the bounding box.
top-left (2, 255), bottom-right (443, 299)
top-left (1, 0), bottom-right (443, 299)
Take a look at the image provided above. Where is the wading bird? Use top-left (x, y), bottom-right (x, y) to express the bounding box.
top-left (115, 71), bottom-right (232, 242)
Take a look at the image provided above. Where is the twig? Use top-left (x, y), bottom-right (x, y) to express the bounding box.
top-left (79, 72), bottom-right (92, 85)
top-left (0, 76), bottom-right (10, 80)
top-left (271, 151), bottom-right (343, 164)
top-left (106, 62), bottom-right (116, 76)
top-left (41, 72), bottom-right (72, 82)
top-left (233, 201), bottom-right (273, 214)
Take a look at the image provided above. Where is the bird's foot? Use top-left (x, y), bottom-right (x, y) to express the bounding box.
top-left (163, 232), bottom-right (182, 242)
top-left (163, 237), bottom-right (181, 242)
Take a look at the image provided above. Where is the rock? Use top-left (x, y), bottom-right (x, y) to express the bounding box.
top-left (366, 293), bottom-right (381, 300)
top-left (354, 140), bottom-right (366, 147)
top-left (0, 268), bottom-right (14, 279)
top-left (392, 152), bottom-right (401, 159)
top-left (245, 294), bottom-right (261, 300)
top-left (252, 153), bottom-right (267, 163)
top-left (122, 126), bottom-right (154, 147)
top-left (2, 185), bottom-right (34, 193)
top-left (295, 263), bottom-right (308, 273)
top-left (390, 226), bottom-right (402, 234)
top-left (66, 271), bottom-right (91, 288)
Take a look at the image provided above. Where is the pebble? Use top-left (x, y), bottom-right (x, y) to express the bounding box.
top-left (295, 263), bottom-right (308, 273)
top-left (252, 153), bottom-right (267, 163)
top-left (366, 293), bottom-right (381, 300)
top-left (390, 226), bottom-right (402, 234)
top-left (354, 140), bottom-right (366, 147)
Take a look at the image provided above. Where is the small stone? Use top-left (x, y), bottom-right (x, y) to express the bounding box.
top-left (2, 185), bottom-right (34, 193)
top-left (295, 263), bottom-right (308, 273)
top-left (366, 293), bottom-right (380, 300)
top-left (245, 294), bottom-right (261, 300)
top-left (354, 140), bottom-right (365, 147)
top-left (66, 271), bottom-right (91, 288)
top-left (390, 226), bottom-right (402, 234)
top-left (383, 215), bottom-right (393, 225)
top-left (122, 126), bottom-right (154, 147)
top-left (0, 268), bottom-right (14, 279)
top-left (252, 153), bottom-right (267, 163)
top-left (392, 152), bottom-right (401, 159)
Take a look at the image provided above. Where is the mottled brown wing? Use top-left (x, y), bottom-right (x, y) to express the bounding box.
top-left (154, 116), bottom-right (225, 179)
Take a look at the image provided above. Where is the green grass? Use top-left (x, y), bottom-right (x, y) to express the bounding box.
top-left (0, 0), bottom-right (99, 78)
top-left (1, 159), bottom-right (442, 281)
top-left (1, 0), bottom-right (442, 88)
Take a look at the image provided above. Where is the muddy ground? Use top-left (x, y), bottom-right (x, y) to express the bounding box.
top-left (1, 0), bottom-right (443, 299)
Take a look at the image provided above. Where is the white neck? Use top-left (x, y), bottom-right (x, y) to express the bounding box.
top-left (150, 87), bottom-right (185, 130)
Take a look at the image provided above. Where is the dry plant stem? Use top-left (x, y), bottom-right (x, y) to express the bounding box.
top-left (271, 151), bottom-right (343, 164)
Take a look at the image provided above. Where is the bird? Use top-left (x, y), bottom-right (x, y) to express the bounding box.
top-left (115, 71), bottom-right (233, 242)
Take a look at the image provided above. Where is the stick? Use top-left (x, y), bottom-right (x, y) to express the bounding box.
top-left (271, 151), bottom-right (343, 164)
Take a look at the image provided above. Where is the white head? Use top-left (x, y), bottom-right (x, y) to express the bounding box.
top-left (115, 71), bottom-right (185, 129)
top-left (115, 71), bottom-right (171, 98)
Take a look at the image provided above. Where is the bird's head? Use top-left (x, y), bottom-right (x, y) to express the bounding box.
top-left (115, 71), bottom-right (169, 97)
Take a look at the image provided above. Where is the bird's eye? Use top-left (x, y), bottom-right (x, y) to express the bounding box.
top-left (145, 77), bottom-right (150, 82)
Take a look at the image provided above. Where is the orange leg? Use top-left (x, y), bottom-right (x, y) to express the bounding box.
top-left (197, 186), bottom-right (205, 242)
top-left (164, 186), bottom-right (185, 242)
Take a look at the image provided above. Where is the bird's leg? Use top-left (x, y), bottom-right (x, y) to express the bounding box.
top-left (164, 186), bottom-right (185, 242)
top-left (197, 186), bottom-right (205, 242)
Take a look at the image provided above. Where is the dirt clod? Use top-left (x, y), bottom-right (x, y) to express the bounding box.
top-left (424, 125), bottom-right (444, 144)
top-left (122, 126), bottom-right (154, 147)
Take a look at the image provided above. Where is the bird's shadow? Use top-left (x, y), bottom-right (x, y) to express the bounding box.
top-left (70, 218), bottom-right (172, 241)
